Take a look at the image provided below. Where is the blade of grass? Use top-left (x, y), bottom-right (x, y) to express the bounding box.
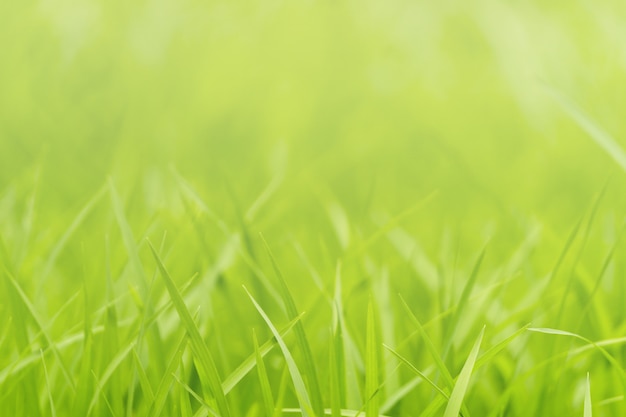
top-left (528, 327), bottom-right (626, 386)
top-left (329, 311), bottom-right (347, 417)
top-left (87, 341), bottom-right (135, 416)
top-left (254, 329), bottom-right (275, 417)
top-left (244, 286), bottom-right (313, 417)
top-left (259, 234), bottom-right (324, 417)
top-left (40, 349), bottom-right (57, 417)
top-left (131, 349), bottom-right (155, 404)
top-left (366, 300), bottom-right (380, 417)
top-left (2, 268), bottom-right (75, 392)
top-left (221, 313), bottom-right (303, 394)
top-left (442, 248), bottom-right (486, 361)
top-left (443, 326), bottom-right (485, 417)
top-left (585, 373), bottom-right (592, 417)
top-left (384, 344), bottom-right (448, 400)
top-left (148, 332), bottom-right (188, 417)
top-left (148, 241), bottom-right (231, 417)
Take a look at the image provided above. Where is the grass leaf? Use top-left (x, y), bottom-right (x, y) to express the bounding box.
top-left (148, 241), bottom-right (231, 417)
top-left (443, 326), bottom-right (485, 417)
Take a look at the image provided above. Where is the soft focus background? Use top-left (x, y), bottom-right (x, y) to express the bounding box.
top-left (2, 0), bottom-right (626, 416)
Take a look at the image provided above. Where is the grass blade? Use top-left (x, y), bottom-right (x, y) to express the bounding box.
top-left (254, 329), bottom-right (275, 417)
top-left (365, 300), bottom-right (380, 417)
top-left (148, 241), bottom-right (231, 417)
top-left (442, 248), bottom-right (486, 361)
top-left (148, 332), bottom-right (188, 417)
top-left (221, 313), bottom-right (302, 395)
top-left (244, 286), bottom-right (313, 417)
top-left (384, 345), bottom-right (448, 400)
top-left (260, 234), bottom-right (324, 417)
top-left (585, 373), bottom-right (592, 417)
top-left (443, 326), bottom-right (485, 417)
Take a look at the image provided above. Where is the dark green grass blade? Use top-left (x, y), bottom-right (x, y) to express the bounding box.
top-left (260, 235), bottom-right (324, 416)
top-left (148, 241), bottom-right (231, 417)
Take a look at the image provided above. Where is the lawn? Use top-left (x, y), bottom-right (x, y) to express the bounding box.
top-left (2, 0), bottom-right (626, 416)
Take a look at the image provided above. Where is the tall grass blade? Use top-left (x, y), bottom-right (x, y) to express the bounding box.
top-left (244, 286), bottom-right (313, 417)
top-left (585, 373), bottom-right (592, 417)
top-left (443, 326), bottom-right (485, 417)
top-left (148, 241), bottom-right (231, 417)
top-left (254, 329), bottom-right (275, 417)
top-left (366, 300), bottom-right (380, 417)
top-left (260, 234), bottom-right (324, 416)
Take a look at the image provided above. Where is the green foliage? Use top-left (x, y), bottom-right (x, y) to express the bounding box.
top-left (2, 0), bottom-right (626, 416)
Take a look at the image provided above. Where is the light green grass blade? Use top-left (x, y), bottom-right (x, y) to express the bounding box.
top-left (244, 286), bottom-right (313, 417)
top-left (222, 313), bottom-right (303, 394)
top-left (443, 326), bottom-right (485, 417)
top-left (254, 329), bottom-right (275, 417)
top-left (131, 349), bottom-right (155, 403)
top-left (2, 268), bottom-right (75, 392)
top-left (40, 349), bottom-right (57, 417)
top-left (72, 286), bottom-right (94, 416)
top-left (87, 341), bottom-right (135, 416)
top-left (334, 265), bottom-right (362, 408)
top-left (260, 235), bottom-right (324, 417)
top-left (442, 248), bottom-right (486, 361)
top-left (585, 373), bottom-right (592, 417)
top-left (384, 345), bottom-right (448, 400)
top-left (148, 332), bottom-right (188, 417)
top-left (380, 376), bottom-right (423, 414)
top-left (109, 180), bottom-right (147, 286)
top-left (148, 241), bottom-right (231, 417)
top-left (366, 300), bottom-right (380, 417)
top-left (399, 296), bottom-right (455, 388)
top-left (330, 325), bottom-right (343, 417)
top-left (528, 327), bottom-right (626, 384)
top-left (475, 324), bottom-right (530, 370)
top-left (174, 374), bottom-right (221, 417)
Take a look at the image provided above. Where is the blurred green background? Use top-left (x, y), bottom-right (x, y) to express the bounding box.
top-left (2, 0), bottom-right (626, 415)
top-left (3, 0), bottom-right (626, 238)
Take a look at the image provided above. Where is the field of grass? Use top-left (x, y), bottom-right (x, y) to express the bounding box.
top-left (3, 0), bottom-right (626, 416)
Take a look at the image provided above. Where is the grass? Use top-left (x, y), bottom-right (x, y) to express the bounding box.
top-left (2, 0), bottom-right (626, 416)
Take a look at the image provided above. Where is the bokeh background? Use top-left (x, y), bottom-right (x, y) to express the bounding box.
top-left (2, 0), bottom-right (626, 415)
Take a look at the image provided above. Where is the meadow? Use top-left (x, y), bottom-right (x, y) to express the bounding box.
top-left (2, 0), bottom-right (626, 416)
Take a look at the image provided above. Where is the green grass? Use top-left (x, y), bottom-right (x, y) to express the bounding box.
top-left (3, 0), bottom-right (626, 416)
